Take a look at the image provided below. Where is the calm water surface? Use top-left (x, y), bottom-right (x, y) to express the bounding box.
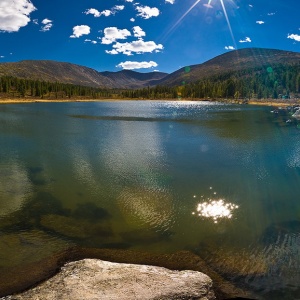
top-left (1, 101), bottom-right (300, 299)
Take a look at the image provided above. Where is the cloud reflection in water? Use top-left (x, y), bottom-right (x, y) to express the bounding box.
top-left (0, 162), bottom-right (32, 216)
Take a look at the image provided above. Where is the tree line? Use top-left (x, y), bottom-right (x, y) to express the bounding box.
top-left (0, 63), bottom-right (299, 101)
top-left (176, 64), bottom-right (300, 100)
top-left (121, 64), bottom-right (300, 101)
top-left (0, 76), bottom-right (115, 99)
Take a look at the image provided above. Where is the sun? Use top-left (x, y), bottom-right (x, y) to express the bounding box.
top-left (163, 0), bottom-right (237, 48)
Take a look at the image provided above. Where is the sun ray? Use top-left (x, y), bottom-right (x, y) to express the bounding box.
top-left (219, 0), bottom-right (237, 49)
top-left (161, 0), bottom-right (237, 49)
top-left (161, 0), bottom-right (202, 41)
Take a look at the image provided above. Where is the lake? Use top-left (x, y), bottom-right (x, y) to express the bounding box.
top-left (0, 100), bottom-right (300, 299)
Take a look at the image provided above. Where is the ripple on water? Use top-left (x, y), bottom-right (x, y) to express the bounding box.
top-left (199, 220), bottom-right (300, 297)
top-left (117, 186), bottom-right (175, 234)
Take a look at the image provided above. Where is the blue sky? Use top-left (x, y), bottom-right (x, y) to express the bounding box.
top-left (0, 0), bottom-right (299, 73)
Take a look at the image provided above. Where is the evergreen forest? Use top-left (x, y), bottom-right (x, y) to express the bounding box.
top-left (0, 63), bottom-right (299, 101)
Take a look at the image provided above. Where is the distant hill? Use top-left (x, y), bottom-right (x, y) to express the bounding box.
top-left (0, 60), bottom-right (168, 89)
top-left (0, 48), bottom-right (299, 89)
top-left (100, 69), bottom-right (168, 88)
top-left (157, 48), bottom-right (300, 86)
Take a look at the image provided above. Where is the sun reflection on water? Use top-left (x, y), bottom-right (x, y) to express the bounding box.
top-left (192, 190), bottom-right (239, 223)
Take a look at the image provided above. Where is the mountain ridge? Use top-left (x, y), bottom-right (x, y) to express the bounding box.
top-left (0, 60), bottom-right (168, 89)
top-left (156, 48), bottom-right (300, 86)
top-left (0, 48), bottom-right (300, 89)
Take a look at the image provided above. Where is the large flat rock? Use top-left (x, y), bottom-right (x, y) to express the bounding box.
top-left (3, 259), bottom-right (215, 300)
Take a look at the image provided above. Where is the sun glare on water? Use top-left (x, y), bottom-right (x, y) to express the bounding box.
top-left (192, 190), bottom-right (239, 223)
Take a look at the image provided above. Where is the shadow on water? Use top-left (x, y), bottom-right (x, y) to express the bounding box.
top-left (27, 167), bottom-right (49, 186)
top-left (260, 220), bottom-right (300, 245)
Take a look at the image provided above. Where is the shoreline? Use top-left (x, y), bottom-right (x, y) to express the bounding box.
top-left (0, 97), bottom-right (299, 107)
top-left (0, 246), bottom-right (252, 299)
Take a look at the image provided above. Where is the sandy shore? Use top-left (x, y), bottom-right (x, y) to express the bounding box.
top-left (248, 100), bottom-right (300, 107)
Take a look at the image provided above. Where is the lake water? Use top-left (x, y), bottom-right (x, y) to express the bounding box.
top-left (1, 101), bottom-right (300, 299)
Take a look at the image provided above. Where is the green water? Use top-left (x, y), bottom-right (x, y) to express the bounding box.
top-left (1, 101), bottom-right (300, 299)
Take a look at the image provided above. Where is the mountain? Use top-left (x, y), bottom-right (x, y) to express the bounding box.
top-left (100, 69), bottom-right (167, 88)
top-left (0, 48), bottom-right (299, 89)
top-left (0, 60), bottom-right (168, 89)
top-left (0, 60), bottom-right (112, 88)
top-left (157, 48), bottom-right (300, 86)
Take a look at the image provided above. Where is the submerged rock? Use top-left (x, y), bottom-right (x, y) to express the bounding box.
top-left (40, 214), bottom-right (113, 239)
top-left (3, 259), bottom-right (215, 300)
top-left (0, 230), bottom-right (69, 268)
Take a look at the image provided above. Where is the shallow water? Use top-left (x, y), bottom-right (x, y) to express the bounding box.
top-left (0, 101), bottom-right (300, 299)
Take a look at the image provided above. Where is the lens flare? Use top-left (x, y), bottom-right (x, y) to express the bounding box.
top-left (162, 0), bottom-right (202, 40)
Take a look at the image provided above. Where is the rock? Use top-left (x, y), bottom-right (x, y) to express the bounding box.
top-left (3, 259), bottom-right (216, 300)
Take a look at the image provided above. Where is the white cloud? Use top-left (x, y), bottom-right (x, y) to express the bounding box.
top-left (84, 5), bottom-right (124, 18)
top-left (102, 10), bottom-right (112, 17)
top-left (0, 56), bottom-right (4, 58)
top-left (85, 8), bottom-right (101, 17)
top-left (135, 6), bottom-right (160, 19)
top-left (0, 0), bottom-right (36, 32)
top-left (106, 49), bottom-right (119, 55)
top-left (70, 25), bottom-right (91, 38)
top-left (249, 4), bottom-right (253, 7)
top-left (239, 37), bottom-right (251, 43)
top-left (114, 5), bottom-right (125, 11)
top-left (117, 61), bottom-right (158, 70)
top-left (101, 27), bottom-right (131, 44)
top-left (165, 0), bottom-right (175, 4)
top-left (267, 12), bottom-right (275, 16)
top-left (107, 40), bottom-right (163, 56)
top-left (85, 39), bottom-right (97, 44)
top-left (130, 18), bottom-right (135, 22)
top-left (133, 26), bottom-right (145, 38)
top-left (125, 0), bottom-right (134, 2)
top-left (225, 46), bottom-right (235, 50)
top-left (256, 20), bottom-right (264, 24)
top-left (40, 23), bottom-right (52, 32)
top-left (40, 18), bottom-right (53, 32)
top-left (41, 18), bottom-right (52, 25)
top-left (203, 3), bottom-right (213, 8)
top-left (288, 34), bottom-right (300, 42)
top-left (32, 19), bottom-right (38, 25)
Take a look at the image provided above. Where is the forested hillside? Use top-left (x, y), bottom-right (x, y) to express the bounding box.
top-left (0, 62), bottom-right (299, 101)
top-left (0, 76), bottom-right (115, 99)
top-left (121, 64), bottom-right (300, 100)
top-left (175, 64), bottom-right (300, 100)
